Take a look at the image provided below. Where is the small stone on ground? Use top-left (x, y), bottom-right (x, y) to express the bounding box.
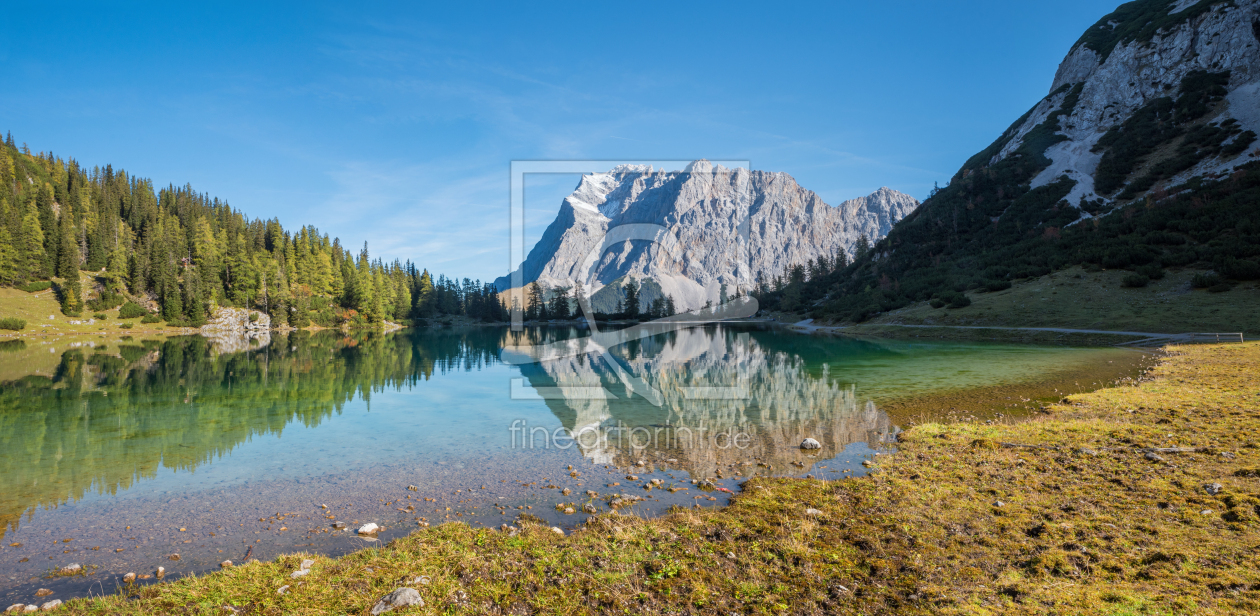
top-left (370, 588), bottom-right (423, 615)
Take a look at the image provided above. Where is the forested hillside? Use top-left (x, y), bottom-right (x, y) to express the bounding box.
top-left (0, 133), bottom-right (506, 326)
top-left (756, 0), bottom-right (1260, 322)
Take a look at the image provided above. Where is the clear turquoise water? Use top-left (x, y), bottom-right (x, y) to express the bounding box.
top-left (0, 325), bottom-right (1144, 602)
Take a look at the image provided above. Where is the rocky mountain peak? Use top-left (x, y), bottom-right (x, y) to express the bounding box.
top-left (497, 164), bottom-right (919, 312)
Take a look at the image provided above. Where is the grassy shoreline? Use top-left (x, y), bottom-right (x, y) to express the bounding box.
top-left (24, 342), bottom-right (1256, 615)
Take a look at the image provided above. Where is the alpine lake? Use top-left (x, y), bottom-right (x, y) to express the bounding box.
top-left (0, 323), bottom-right (1153, 603)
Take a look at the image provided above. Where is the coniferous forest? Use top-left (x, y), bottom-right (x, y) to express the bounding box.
top-left (0, 133), bottom-right (508, 326)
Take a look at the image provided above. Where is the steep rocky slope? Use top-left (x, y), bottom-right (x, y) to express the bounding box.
top-left (986, 0), bottom-right (1260, 208)
top-left (496, 161), bottom-right (918, 311)
top-left (772, 0), bottom-right (1260, 322)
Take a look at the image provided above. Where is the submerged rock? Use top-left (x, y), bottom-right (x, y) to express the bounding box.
top-left (370, 588), bottom-right (423, 615)
top-left (358, 523), bottom-right (381, 535)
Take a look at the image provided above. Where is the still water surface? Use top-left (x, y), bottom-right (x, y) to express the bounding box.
top-left (0, 325), bottom-right (1147, 602)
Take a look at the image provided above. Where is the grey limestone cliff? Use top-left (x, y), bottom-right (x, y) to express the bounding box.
top-left (496, 161), bottom-right (918, 311)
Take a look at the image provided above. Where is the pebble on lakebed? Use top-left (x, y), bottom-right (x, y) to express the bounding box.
top-left (358, 523), bottom-right (381, 535)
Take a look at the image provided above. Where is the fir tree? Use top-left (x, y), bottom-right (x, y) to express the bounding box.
top-left (622, 278), bottom-right (640, 320)
top-left (549, 286), bottom-right (571, 320)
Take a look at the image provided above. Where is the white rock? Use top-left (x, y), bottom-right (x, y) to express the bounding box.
top-left (5, 606), bottom-right (25, 614)
top-left (370, 588), bottom-right (423, 615)
top-left (998, 0), bottom-right (1260, 205)
top-left (805, 508), bottom-right (823, 516)
top-left (495, 165), bottom-right (919, 313)
top-left (357, 523), bottom-right (381, 535)
top-left (800, 438), bottom-right (821, 450)
top-left (39, 603), bottom-right (61, 613)
top-left (300, 559), bottom-right (315, 569)
top-left (276, 585), bottom-right (289, 595)
top-left (551, 527), bottom-right (565, 535)
top-left (290, 569), bottom-right (309, 579)
top-left (59, 563), bottom-right (81, 574)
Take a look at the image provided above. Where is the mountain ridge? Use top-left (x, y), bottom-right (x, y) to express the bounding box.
top-left (758, 0), bottom-right (1260, 323)
top-left (496, 162), bottom-right (918, 312)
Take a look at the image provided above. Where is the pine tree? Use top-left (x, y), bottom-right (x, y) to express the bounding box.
top-left (57, 218), bottom-right (78, 279)
top-left (526, 282), bottom-right (544, 321)
top-left (623, 279), bottom-right (640, 320)
top-left (415, 269), bottom-right (435, 316)
top-left (854, 234), bottom-right (872, 261)
top-left (0, 227), bottom-right (14, 286)
top-left (19, 203), bottom-right (46, 282)
top-left (549, 286), bottom-right (571, 320)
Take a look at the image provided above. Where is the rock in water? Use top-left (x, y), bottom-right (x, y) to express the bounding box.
top-left (38, 602), bottom-right (61, 612)
top-left (370, 588), bottom-right (423, 615)
top-left (122, 573), bottom-right (136, 583)
top-left (358, 523), bottom-right (381, 535)
top-left (59, 563), bottom-right (81, 574)
top-left (220, 560), bottom-right (233, 568)
top-left (800, 438), bottom-right (821, 450)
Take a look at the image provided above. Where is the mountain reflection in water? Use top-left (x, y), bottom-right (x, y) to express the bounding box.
top-left (513, 325), bottom-right (894, 477)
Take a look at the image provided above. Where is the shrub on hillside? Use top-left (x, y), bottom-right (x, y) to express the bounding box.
top-left (1134, 264), bottom-right (1165, 280)
top-left (1208, 283), bottom-right (1232, 293)
top-left (118, 302), bottom-right (148, 319)
top-left (1220, 257), bottom-right (1260, 280)
top-left (140, 314), bottom-right (161, 324)
top-left (1121, 273), bottom-right (1150, 288)
top-left (86, 290), bottom-right (124, 311)
top-left (946, 294), bottom-right (971, 309)
top-left (1191, 273), bottom-right (1223, 288)
top-left (17, 281), bottom-right (52, 293)
top-left (929, 298), bottom-right (946, 309)
top-left (0, 317), bottom-right (26, 331)
top-left (984, 280), bottom-right (1012, 292)
top-left (120, 322), bottom-right (134, 329)
top-left (93, 313), bottom-right (107, 320)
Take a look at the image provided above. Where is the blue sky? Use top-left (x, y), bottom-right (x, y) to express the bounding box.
top-left (1, 1), bottom-right (1118, 281)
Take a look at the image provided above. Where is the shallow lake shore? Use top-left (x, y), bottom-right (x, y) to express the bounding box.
top-left (13, 341), bottom-right (1255, 615)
